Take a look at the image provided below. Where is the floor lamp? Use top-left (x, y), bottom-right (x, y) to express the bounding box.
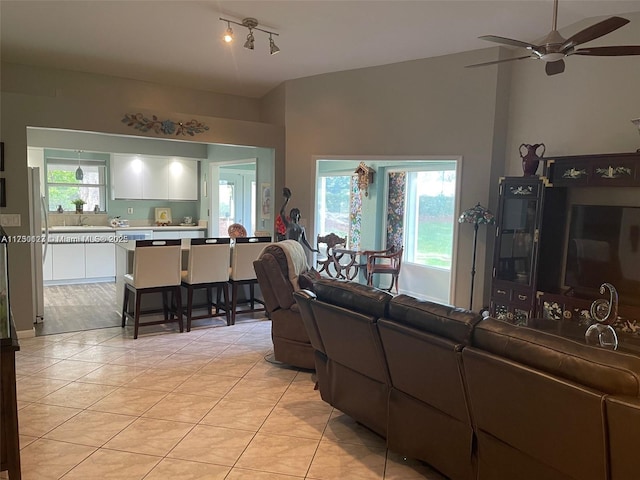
top-left (458, 203), bottom-right (495, 310)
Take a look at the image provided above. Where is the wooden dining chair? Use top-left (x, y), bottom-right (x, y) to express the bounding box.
top-left (181, 237), bottom-right (231, 331)
top-left (316, 232), bottom-right (347, 278)
top-left (366, 246), bottom-right (404, 293)
top-left (121, 239), bottom-right (183, 339)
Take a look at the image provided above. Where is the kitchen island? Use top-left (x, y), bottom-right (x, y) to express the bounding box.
top-left (45, 226), bottom-right (206, 285)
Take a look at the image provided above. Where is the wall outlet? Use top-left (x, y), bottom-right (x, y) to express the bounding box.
top-left (127, 207), bottom-right (134, 214)
top-left (0, 213), bottom-right (21, 227)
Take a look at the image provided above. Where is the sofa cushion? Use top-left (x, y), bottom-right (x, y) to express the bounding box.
top-left (474, 317), bottom-right (640, 396)
top-left (298, 267), bottom-right (321, 291)
top-left (314, 278), bottom-right (392, 318)
top-left (388, 294), bottom-right (482, 344)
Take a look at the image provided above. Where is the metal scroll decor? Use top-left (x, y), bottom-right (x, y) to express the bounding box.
top-left (122, 113), bottom-right (209, 136)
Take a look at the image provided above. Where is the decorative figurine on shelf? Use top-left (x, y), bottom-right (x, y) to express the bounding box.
top-left (585, 282), bottom-right (619, 350)
top-left (519, 143), bottom-right (546, 176)
top-left (279, 187), bottom-right (318, 253)
top-left (56, 205), bottom-right (64, 213)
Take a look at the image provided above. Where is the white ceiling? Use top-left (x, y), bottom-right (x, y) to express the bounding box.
top-left (2, 1), bottom-right (640, 98)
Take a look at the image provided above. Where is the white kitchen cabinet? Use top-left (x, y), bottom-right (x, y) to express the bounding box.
top-left (111, 154), bottom-right (143, 199)
top-left (111, 154), bottom-right (198, 200)
top-left (51, 244), bottom-right (86, 280)
top-left (85, 243), bottom-right (116, 278)
top-left (142, 157), bottom-right (169, 200)
top-left (168, 158), bottom-right (198, 200)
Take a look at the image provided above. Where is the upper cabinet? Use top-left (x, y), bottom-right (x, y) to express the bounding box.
top-left (545, 152), bottom-right (640, 188)
top-left (111, 154), bottom-right (198, 200)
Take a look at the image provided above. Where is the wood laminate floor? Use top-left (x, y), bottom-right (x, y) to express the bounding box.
top-left (37, 283), bottom-right (121, 336)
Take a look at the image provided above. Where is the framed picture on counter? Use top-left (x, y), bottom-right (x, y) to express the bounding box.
top-left (155, 207), bottom-right (172, 224)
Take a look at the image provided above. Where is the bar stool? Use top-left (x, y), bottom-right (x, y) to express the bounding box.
top-left (181, 237), bottom-right (231, 331)
top-left (121, 239), bottom-right (183, 339)
top-left (229, 236), bottom-right (272, 324)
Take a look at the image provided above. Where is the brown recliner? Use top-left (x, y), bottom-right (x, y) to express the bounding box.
top-left (307, 278), bottom-right (393, 437)
top-left (464, 317), bottom-right (640, 480)
top-left (253, 240), bottom-right (315, 370)
top-left (378, 295), bottom-right (482, 480)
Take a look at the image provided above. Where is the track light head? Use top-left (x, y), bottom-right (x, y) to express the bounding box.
top-left (223, 22), bottom-right (233, 43)
top-left (269, 35), bottom-right (280, 55)
top-left (244, 31), bottom-right (255, 50)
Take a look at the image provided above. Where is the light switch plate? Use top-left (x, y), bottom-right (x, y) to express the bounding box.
top-left (127, 207), bottom-right (134, 214)
top-left (0, 213), bottom-right (21, 227)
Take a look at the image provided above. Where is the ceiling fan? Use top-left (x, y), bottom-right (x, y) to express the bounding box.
top-left (467, 0), bottom-right (640, 75)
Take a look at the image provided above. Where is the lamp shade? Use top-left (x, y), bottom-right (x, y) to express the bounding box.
top-left (458, 203), bottom-right (495, 225)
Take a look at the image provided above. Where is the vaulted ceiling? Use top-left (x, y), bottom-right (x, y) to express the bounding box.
top-left (2, 1), bottom-right (639, 98)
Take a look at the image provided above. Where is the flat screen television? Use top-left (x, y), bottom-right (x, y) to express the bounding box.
top-left (565, 204), bottom-right (640, 305)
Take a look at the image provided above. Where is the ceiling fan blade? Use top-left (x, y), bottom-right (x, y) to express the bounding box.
top-left (465, 55), bottom-right (533, 68)
top-left (561, 16), bottom-right (629, 51)
top-left (573, 46), bottom-right (640, 56)
top-left (479, 35), bottom-right (538, 50)
top-left (545, 60), bottom-right (565, 76)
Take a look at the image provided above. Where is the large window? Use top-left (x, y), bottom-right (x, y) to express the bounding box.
top-left (316, 175), bottom-right (353, 241)
top-left (46, 159), bottom-right (107, 212)
top-left (403, 168), bottom-right (456, 268)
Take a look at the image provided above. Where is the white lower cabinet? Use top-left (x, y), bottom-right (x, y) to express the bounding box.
top-left (47, 240), bottom-right (116, 283)
top-left (85, 243), bottom-right (116, 278)
top-left (51, 244), bottom-right (86, 280)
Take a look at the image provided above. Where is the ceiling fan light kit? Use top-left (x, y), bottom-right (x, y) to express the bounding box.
top-left (220, 16), bottom-right (280, 54)
top-left (468, 0), bottom-right (640, 76)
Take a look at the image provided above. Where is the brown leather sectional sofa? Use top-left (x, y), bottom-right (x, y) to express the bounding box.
top-left (294, 278), bottom-right (640, 480)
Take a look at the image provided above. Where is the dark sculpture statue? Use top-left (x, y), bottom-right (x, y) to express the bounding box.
top-left (279, 187), bottom-right (318, 253)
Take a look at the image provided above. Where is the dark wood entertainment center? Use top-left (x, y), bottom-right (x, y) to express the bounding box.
top-left (490, 151), bottom-right (640, 334)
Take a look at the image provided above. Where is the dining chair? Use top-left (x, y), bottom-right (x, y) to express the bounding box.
top-left (121, 239), bottom-right (183, 339)
top-left (229, 236), bottom-right (272, 324)
top-left (316, 232), bottom-right (347, 278)
top-left (181, 237), bottom-right (231, 331)
top-left (366, 246), bottom-right (404, 293)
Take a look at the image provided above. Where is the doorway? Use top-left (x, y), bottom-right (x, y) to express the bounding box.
top-left (210, 160), bottom-right (257, 237)
top-left (315, 157), bottom-right (460, 304)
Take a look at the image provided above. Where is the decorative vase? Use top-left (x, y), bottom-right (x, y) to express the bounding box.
top-left (519, 143), bottom-right (545, 176)
top-left (75, 205), bottom-right (83, 214)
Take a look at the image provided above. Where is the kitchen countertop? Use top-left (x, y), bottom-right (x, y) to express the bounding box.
top-left (49, 225), bottom-right (206, 233)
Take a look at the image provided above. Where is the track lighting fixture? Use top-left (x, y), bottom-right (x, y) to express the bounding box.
top-left (219, 16), bottom-right (280, 54)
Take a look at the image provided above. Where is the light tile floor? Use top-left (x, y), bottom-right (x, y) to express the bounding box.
top-left (6, 316), bottom-right (447, 480)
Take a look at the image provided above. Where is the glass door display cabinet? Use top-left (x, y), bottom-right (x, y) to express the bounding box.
top-left (490, 178), bottom-right (544, 325)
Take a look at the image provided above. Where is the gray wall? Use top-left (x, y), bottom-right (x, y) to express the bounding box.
top-left (274, 48), bottom-right (508, 308)
top-left (1, 62), bottom-right (284, 334)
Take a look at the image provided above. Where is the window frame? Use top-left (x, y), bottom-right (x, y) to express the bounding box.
top-left (45, 157), bottom-right (108, 213)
